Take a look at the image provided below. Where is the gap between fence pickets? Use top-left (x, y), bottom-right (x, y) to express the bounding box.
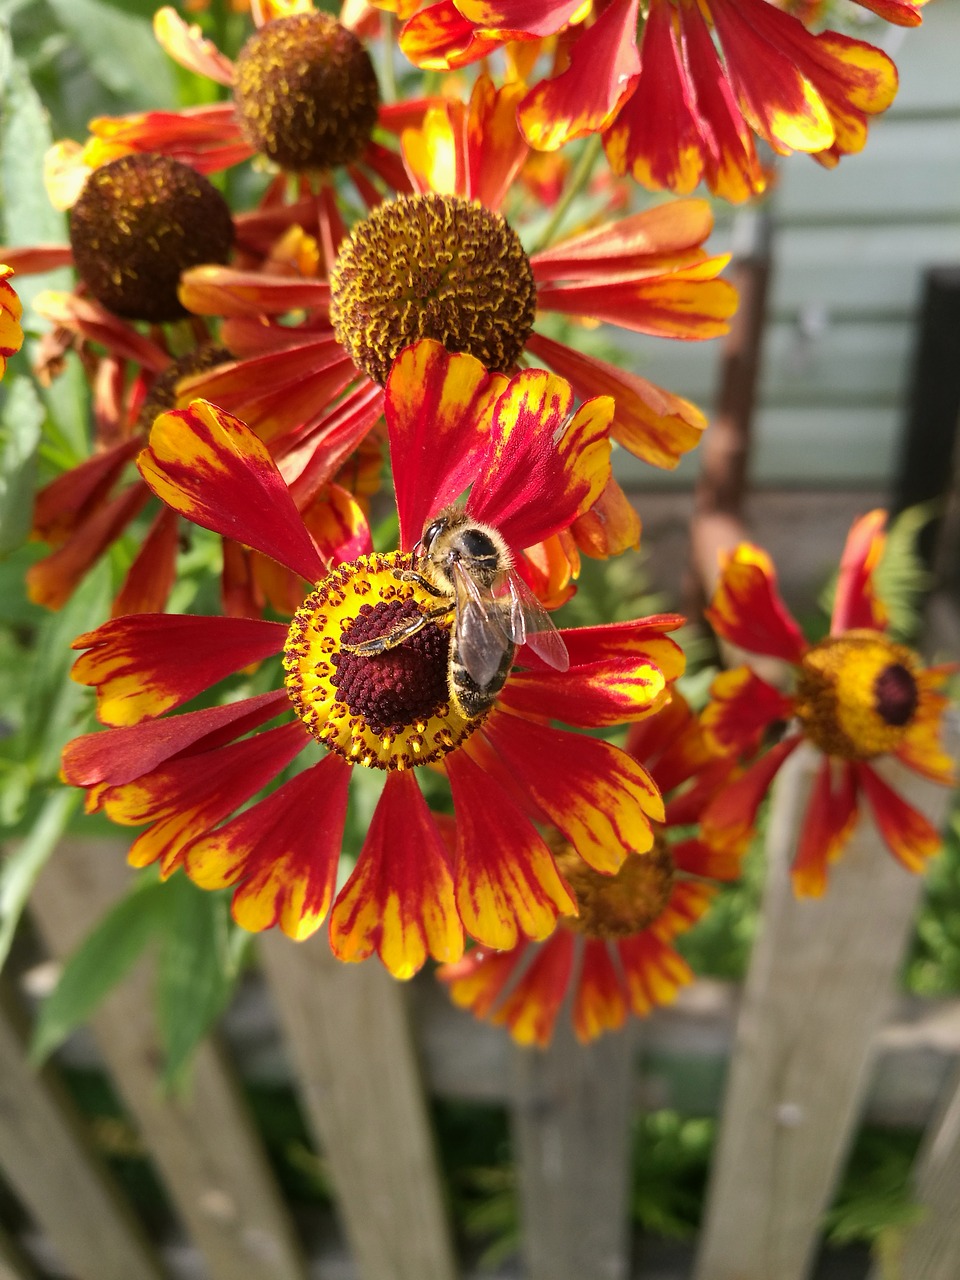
top-left (692, 717), bottom-right (957, 1280)
top-left (28, 840), bottom-right (310, 1280)
top-left (0, 977), bottom-right (165, 1280)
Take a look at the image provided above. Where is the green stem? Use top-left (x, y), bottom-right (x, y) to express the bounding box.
top-left (380, 13), bottom-right (398, 105)
top-left (529, 134), bottom-right (604, 255)
top-left (0, 787), bottom-right (81, 972)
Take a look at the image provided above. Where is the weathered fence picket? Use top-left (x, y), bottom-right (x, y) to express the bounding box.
top-left (0, 978), bottom-right (164, 1280)
top-left (511, 1021), bottom-right (637, 1280)
top-left (693, 743), bottom-right (956, 1280)
top-left (259, 929), bottom-right (458, 1280)
top-left (29, 838), bottom-right (309, 1280)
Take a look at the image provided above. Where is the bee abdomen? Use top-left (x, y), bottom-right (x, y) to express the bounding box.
top-left (449, 645), bottom-right (515, 719)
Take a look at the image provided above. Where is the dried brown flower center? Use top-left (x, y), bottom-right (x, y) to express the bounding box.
top-left (329, 193), bottom-right (537, 385)
top-left (233, 13), bottom-right (380, 172)
top-left (69, 154), bottom-right (234, 324)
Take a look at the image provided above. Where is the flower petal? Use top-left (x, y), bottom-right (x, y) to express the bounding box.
top-left (385, 340), bottom-right (506, 551)
top-left (830, 509), bottom-right (887, 634)
top-left (112, 507), bottom-right (180, 616)
top-left (448, 749), bottom-right (576, 950)
top-left (71, 613), bottom-right (287, 726)
top-left (399, 0), bottom-right (505, 70)
top-left (791, 758), bottom-right (859, 897)
top-left (329, 771), bottom-right (463, 978)
top-left (700, 734), bottom-right (803, 849)
top-left (705, 543), bottom-right (809, 663)
top-left (617, 931), bottom-right (693, 1015)
top-left (493, 931), bottom-right (576, 1047)
top-left (138, 400), bottom-right (327, 584)
top-left (185, 755), bottom-right (350, 941)
top-left (467, 371), bottom-right (612, 550)
top-left (701, 666), bottom-right (795, 754)
top-left (438, 942), bottom-right (529, 1019)
top-left (896, 668), bottom-right (957, 785)
top-left (501, 653), bottom-right (670, 727)
top-left (855, 762), bottom-right (943, 874)
top-left (479, 710), bottom-right (663, 873)
top-left (572, 938), bottom-right (628, 1043)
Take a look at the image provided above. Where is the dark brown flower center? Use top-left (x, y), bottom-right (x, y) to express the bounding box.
top-left (873, 662), bottom-right (919, 727)
top-left (233, 13), bottom-right (380, 172)
top-left (329, 193), bottom-right (537, 385)
top-left (69, 154), bottom-right (233, 323)
top-left (331, 599), bottom-right (450, 736)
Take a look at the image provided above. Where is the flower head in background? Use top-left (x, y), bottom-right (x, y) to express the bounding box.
top-left (395, 0), bottom-right (907, 202)
top-left (700, 511), bottom-right (956, 895)
top-left (62, 341), bottom-right (685, 979)
top-left (439, 693), bottom-right (745, 1046)
top-left (0, 267), bottom-right (24, 379)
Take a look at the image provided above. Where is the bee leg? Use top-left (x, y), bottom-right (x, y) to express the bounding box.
top-left (341, 601), bottom-right (452, 657)
top-left (396, 569), bottom-right (448, 599)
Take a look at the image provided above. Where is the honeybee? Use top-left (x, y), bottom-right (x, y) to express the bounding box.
top-left (343, 506), bottom-right (570, 719)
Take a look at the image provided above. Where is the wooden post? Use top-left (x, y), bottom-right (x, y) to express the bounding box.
top-left (692, 742), bottom-right (954, 1280)
top-left (512, 1020), bottom-right (637, 1280)
top-left (0, 1223), bottom-right (39, 1279)
top-left (0, 979), bottom-right (164, 1280)
top-left (258, 930), bottom-right (458, 1280)
top-left (30, 839), bottom-right (308, 1280)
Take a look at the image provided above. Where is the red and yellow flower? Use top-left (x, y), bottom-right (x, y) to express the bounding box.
top-left (396, 0), bottom-right (905, 202)
top-left (700, 511), bottom-right (956, 895)
top-left (439, 692), bottom-right (744, 1045)
top-left (62, 340), bottom-right (685, 979)
top-left (0, 266), bottom-right (24, 379)
top-left (182, 74), bottom-right (737, 570)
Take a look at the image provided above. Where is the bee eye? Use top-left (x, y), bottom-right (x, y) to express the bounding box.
top-left (422, 519), bottom-right (444, 551)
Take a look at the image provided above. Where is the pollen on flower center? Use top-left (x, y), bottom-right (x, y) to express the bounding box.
top-left (233, 13), bottom-right (380, 172)
top-left (282, 552), bottom-right (480, 770)
top-left (69, 154), bottom-right (234, 323)
top-left (795, 631), bottom-right (921, 760)
top-left (329, 193), bottom-right (537, 385)
top-left (555, 840), bottom-right (675, 939)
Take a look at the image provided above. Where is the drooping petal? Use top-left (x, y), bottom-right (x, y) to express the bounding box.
top-left (493, 930), bottom-right (577, 1047)
top-left (479, 710), bottom-right (664, 874)
top-left (62, 691), bottom-right (291, 789)
top-left (467, 372), bottom-right (612, 551)
top-left (617, 930), bottom-right (693, 1016)
top-left (153, 7), bottom-right (235, 85)
top-left (517, 0), bottom-right (641, 150)
top-left (178, 265), bottom-right (330, 318)
top-left (100, 721), bottom-right (309, 877)
top-left (572, 938), bottom-right (628, 1043)
top-left (447, 749), bottom-right (576, 951)
top-left (399, 0), bottom-right (505, 70)
top-left (700, 734), bottom-right (804, 849)
top-left (71, 613), bottom-right (287, 726)
top-left (185, 755), bottom-right (350, 941)
top-left (570, 476), bottom-right (642, 558)
top-left (855, 762), bottom-right (943, 874)
top-left (847, 0), bottom-right (927, 25)
top-left (465, 76), bottom-right (530, 211)
top-left (651, 880), bottom-right (717, 942)
top-left (791, 758), bottom-right (859, 897)
top-left (896, 668), bottom-right (957, 785)
top-left (830, 508), bottom-right (888, 635)
top-left (138, 400), bottom-right (327, 584)
top-left (438, 942), bottom-right (529, 1020)
top-left (329, 771), bottom-right (463, 978)
top-left (701, 666), bottom-right (795, 755)
top-left (111, 507), bottom-right (180, 616)
top-left (705, 543), bottom-right (809, 664)
top-left (672, 834), bottom-right (744, 883)
top-left (385, 340), bottom-right (506, 551)
top-left (525, 331), bottom-right (707, 471)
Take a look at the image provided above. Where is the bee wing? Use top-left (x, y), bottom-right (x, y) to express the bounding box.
top-left (451, 560), bottom-right (514, 688)
top-left (505, 572), bottom-right (570, 672)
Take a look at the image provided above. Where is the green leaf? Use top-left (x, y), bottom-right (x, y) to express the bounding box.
top-left (0, 787), bottom-right (79, 972)
top-left (155, 876), bottom-right (247, 1090)
top-left (873, 503), bottom-right (936, 645)
top-left (30, 875), bottom-right (168, 1065)
top-left (0, 46), bottom-right (67, 270)
top-left (0, 375), bottom-right (43, 554)
top-left (45, 0), bottom-right (175, 111)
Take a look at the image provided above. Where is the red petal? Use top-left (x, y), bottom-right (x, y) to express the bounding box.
top-left (791, 759), bottom-right (859, 897)
top-left (501, 653), bottom-right (671, 727)
top-left (572, 939), bottom-right (628, 1043)
top-left (830, 509), bottom-right (887, 634)
top-left (111, 507), bottom-right (180, 616)
top-left (329, 772), bottom-right (463, 978)
top-left (32, 437), bottom-right (141, 545)
top-left (438, 942), bottom-right (529, 1019)
top-left (138, 400), bottom-right (327, 585)
top-left (479, 710), bottom-right (663, 873)
top-left (705, 543), bottom-right (809, 663)
top-left (494, 931), bottom-right (576, 1047)
top-left (447, 749), bottom-right (576, 950)
top-left (71, 613), bottom-right (287, 725)
top-left (617, 931), bottom-right (692, 1015)
top-left (701, 666), bottom-right (795, 754)
top-left (185, 756), bottom-right (350, 941)
top-left (701, 734), bottom-right (803, 849)
top-left (855, 762), bottom-right (943, 875)
top-left (400, 1), bottom-right (504, 70)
